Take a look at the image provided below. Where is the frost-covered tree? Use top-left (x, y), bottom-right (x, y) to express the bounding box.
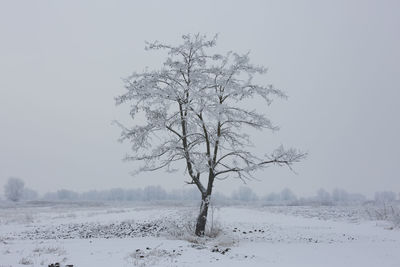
top-left (231, 186), bottom-right (258, 202)
top-left (263, 192), bottom-right (281, 202)
top-left (56, 189), bottom-right (79, 201)
top-left (107, 188), bottom-right (125, 201)
top-left (4, 177), bottom-right (25, 202)
top-left (332, 188), bottom-right (349, 203)
top-left (316, 188), bottom-right (332, 205)
top-left (280, 188), bottom-right (297, 203)
top-left (116, 34), bottom-right (306, 236)
top-left (143, 185), bottom-right (167, 201)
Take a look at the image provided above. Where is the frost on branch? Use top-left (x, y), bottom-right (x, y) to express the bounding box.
top-left (115, 33), bottom-right (305, 197)
top-left (115, 33), bottom-right (305, 236)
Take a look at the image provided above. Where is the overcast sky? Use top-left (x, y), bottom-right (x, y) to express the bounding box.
top-left (0, 0), bottom-right (399, 197)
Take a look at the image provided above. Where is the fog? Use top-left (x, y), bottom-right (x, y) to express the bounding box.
top-left (4, 176), bottom-right (399, 206)
top-left (1, 0), bottom-right (399, 198)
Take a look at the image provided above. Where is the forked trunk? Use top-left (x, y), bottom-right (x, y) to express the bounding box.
top-left (195, 195), bottom-right (210, 236)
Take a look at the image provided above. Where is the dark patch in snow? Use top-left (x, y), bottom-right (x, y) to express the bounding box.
top-left (5, 220), bottom-right (167, 240)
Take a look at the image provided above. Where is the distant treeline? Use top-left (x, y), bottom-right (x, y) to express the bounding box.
top-left (10, 189), bottom-right (400, 206)
top-left (2, 177), bottom-right (399, 205)
top-left (42, 186), bottom-right (200, 202)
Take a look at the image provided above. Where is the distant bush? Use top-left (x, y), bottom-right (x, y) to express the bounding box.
top-left (4, 177), bottom-right (25, 202)
top-left (366, 203), bottom-right (400, 228)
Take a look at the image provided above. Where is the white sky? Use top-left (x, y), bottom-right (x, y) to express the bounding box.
top-left (0, 0), bottom-right (399, 197)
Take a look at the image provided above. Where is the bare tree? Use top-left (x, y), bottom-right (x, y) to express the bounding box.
top-left (4, 177), bottom-right (25, 202)
top-left (115, 34), bottom-right (306, 236)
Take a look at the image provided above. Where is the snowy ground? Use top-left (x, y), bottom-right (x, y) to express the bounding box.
top-left (1, 202), bottom-right (399, 266)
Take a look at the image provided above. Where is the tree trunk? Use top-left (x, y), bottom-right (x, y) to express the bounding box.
top-left (195, 194), bottom-right (210, 236)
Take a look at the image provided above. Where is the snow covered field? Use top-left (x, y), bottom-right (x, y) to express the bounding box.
top-left (1, 202), bottom-right (399, 266)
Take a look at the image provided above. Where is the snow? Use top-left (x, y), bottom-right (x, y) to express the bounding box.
top-left (1, 202), bottom-right (399, 266)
